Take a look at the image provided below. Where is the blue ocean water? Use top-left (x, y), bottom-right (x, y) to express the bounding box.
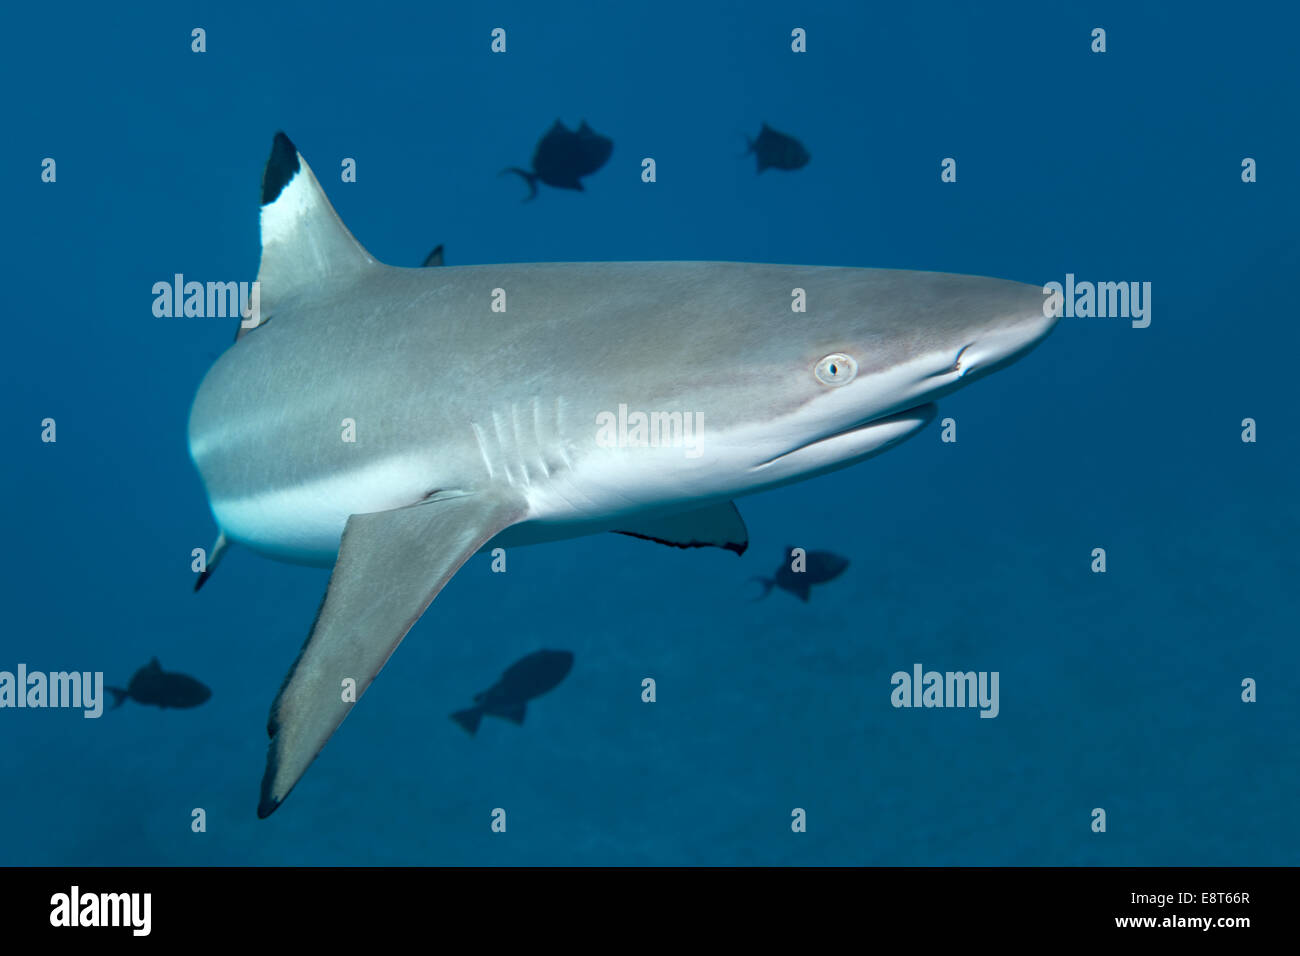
top-left (2, 1), bottom-right (1296, 865)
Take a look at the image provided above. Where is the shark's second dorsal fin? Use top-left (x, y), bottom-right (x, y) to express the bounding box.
top-left (249, 132), bottom-right (377, 332)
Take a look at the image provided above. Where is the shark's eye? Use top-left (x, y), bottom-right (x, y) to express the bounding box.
top-left (814, 353), bottom-right (857, 386)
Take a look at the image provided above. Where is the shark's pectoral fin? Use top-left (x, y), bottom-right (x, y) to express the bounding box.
top-left (257, 492), bottom-right (525, 818)
top-left (613, 501), bottom-right (748, 555)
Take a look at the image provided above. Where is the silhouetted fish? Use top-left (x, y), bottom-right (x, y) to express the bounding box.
top-left (752, 547), bottom-right (849, 602)
top-left (451, 649), bottom-right (573, 734)
top-left (107, 658), bottom-right (211, 709)
top-left (502, 119), bottom-right (613, 201)
top-left (748, 123), bottom-right (810, 173)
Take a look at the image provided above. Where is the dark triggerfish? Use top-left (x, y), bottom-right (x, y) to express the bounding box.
top-left (108, 658), bottom-right (211, 709)
top-left (502, 119), bottom-right (613, 201)
top-left (752, 547), bottom-right (849, 602)
top-left (748, 123), bottom-right (810, 173)
top-left (451, 649), bottom-right (574, 734)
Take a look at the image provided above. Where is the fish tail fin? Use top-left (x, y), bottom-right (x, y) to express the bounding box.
top-left (749, 577), bottom-right (775, 601)
top-left (500, 167), bottom-right (539, 202)
top-left (499, 702), bottom-right (526, 725)
top-left (450, 706), bottom-right (484, 735)
top-left (107, 687), bottom-right (129, 709)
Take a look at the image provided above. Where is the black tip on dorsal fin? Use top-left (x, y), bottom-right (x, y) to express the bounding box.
top-left (149, 657), bottom-right (161, 670)
top-left (261, 131), bottom-right (300, 206)
top-left (421, 244), bottom-right (445, 267)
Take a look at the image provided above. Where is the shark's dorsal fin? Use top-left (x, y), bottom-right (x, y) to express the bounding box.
top-left (614, 501), bottom-right (748, 555)
top-left (247, 132), bottom-right (377, 335)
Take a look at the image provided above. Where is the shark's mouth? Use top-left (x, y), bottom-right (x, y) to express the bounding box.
top-left (754, 403), bottom-right (939, 472)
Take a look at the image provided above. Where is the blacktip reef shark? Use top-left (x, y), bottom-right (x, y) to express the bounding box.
top-left (188, 132), bottom-right (1059, 817)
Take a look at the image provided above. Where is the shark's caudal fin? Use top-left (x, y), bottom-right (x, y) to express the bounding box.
top-left (244, 132), bottom-right (378, 338)
top-left (450, 707), bottom-right (483, 735)
top-left (107, 687), bottom-right (129, 709)
top-left (749, 577), bottom-right (775, 601)
top-left (258, 491), bottom-right (525, 818)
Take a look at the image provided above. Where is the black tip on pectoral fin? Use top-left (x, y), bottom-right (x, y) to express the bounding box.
top-left (261, 131), bottom-right (300, 205)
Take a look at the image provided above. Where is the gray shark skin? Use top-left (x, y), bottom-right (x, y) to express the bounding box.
top-left (187, 132), bottom-right (1059, 818)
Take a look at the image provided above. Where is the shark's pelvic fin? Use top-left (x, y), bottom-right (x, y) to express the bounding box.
top-left (257, 492), bottom-right (525, 818)
top-left (193, 530), bottom-right (229, 592)
top-left (614, 500), bottom-right (749, 555)
top-left (246, 132), bottom-right (378, 338)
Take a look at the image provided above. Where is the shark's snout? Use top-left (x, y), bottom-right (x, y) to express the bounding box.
top-left (959, 300), bottom-right (1059, 381)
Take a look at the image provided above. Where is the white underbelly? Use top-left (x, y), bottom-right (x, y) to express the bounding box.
top-left (207, 439), bottom-right (754, 567)
top-left (209, 455), bottom-right (438, 565)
